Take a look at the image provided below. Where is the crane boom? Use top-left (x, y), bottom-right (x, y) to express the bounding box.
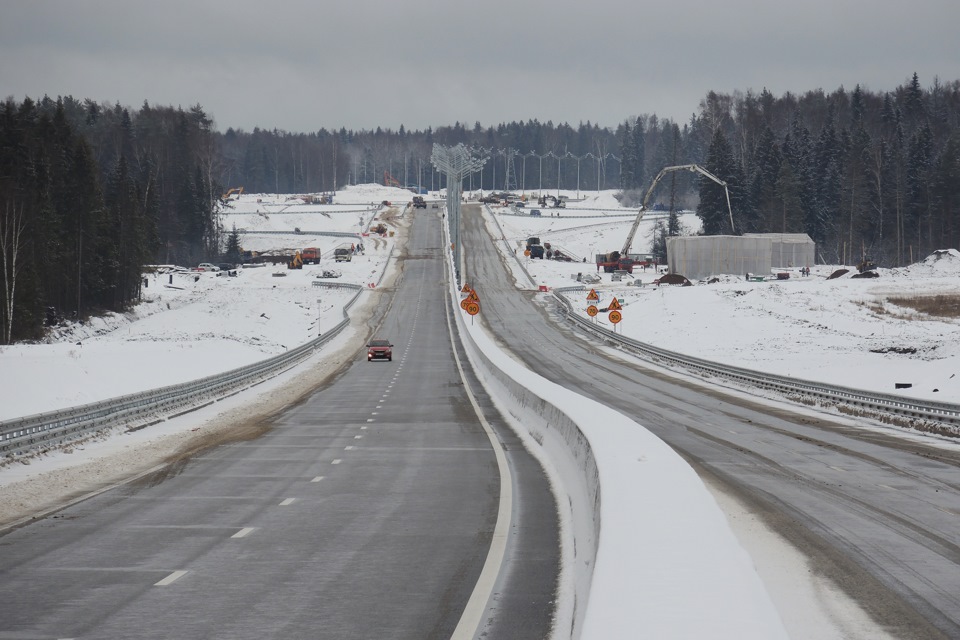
top-left (620, 164), bottom-right (735, 255)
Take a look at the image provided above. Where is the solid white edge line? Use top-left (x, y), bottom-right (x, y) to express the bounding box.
top-left (447, 292), bottom-right (513, 640)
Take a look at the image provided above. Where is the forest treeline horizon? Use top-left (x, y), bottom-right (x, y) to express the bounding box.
top-left (1, 72), bottom-right (959, 342)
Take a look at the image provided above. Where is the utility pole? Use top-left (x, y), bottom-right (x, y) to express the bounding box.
top-left (430, 143), bottom-right (488, 284)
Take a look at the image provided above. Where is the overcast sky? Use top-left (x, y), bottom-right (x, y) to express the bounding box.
top-left (2, 1), bottom-right (958, 134)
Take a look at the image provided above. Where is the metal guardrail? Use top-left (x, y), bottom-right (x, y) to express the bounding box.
top-left (1, 284), bottom-right (365, 457)
top-left (235, 230), bottom-right (362, 238)
top-left (552, 286), bottom-right (960, 429)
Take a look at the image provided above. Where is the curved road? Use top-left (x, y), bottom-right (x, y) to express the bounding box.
top-left (462, 203), bottom-right (960, 640)
top-left (0, 210), bottom-right (559, 639)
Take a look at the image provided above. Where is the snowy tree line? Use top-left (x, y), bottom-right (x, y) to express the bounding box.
top-left (0, 97), bottom-right (219, 342)
top-left (2, 74), bottom-right (958, 342)
top-left (684, 74), bottom-right (960, 267)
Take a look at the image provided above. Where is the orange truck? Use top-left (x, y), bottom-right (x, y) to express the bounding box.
top-left (301, 247), bottom-right (320, 264)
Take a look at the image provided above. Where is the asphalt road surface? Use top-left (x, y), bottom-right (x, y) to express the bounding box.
top-left (462, 203), bottom-right (960, 640)
top-left (0, 210), bottom-right (559, 640)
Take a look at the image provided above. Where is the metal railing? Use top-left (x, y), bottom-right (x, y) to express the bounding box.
top-left (552, 286), bottom-right (960, 429)
top-left (1, 283), bottom-right (365, 457)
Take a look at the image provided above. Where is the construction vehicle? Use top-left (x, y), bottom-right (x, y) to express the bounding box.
top-left (596, 164), bottom-right (734, 273)
top-left (538, 194), bottom-right (566, 208)
top-left (287, 251), bottom-right (303, 269)
top-left (334, 245), bottom-right (353, 262)
top-left (383, 171), bottom-right (401, 188)
top-left (301, 247), bottom-right (320, 264)
top-left (221, 187), bottom-right (244, 202)
top-left (412, 196), bottom-right (427, 209)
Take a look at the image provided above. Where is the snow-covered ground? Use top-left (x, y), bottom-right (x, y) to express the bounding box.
top-left (487, 195), bottom-right (960, 404)
top-left (3, 184), bottom-right (958, 639)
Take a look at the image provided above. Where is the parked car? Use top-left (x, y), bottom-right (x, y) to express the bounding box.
top-left (529, 209), bottom-right (541, 216)
top-left (367, 339), bottom-right (393, 362)
top-left (196, 263), bottom-right (220, 272)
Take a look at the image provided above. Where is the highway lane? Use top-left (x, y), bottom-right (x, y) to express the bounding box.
top-left (462, 204), bottom-right (960, 640)
top-left (0, 209), bottom-right (559, 640)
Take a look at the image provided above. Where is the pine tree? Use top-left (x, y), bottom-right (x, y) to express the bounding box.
top-left (224, 225), bottom-right (243, 264)
top-left (630, 117), bottom-right (645, 189)
top-left (699, 127), bottom-right (737, 234)
top-left (750, 126), bottom-right (782, 231)
top-left (618, 120), bottom-right (634, 191)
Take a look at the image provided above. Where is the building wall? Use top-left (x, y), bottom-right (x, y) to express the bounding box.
top-left (667, 236), bottom-right (773, 280)
top-left (744, 233), bottom-right (816, 268)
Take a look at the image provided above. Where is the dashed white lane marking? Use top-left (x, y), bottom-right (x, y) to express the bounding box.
top-left (344, 446), bottom-right (355, 451)
top-left (279, 498), bottom-right (296, 506)
top-left (155, 570), bottom-right (188, 586)
top-left (311, 476), bottom-right (325, 482)
top-left (376, 405), bottom-right (383, 409)
top-left (371, 412), bottom-right (379, 415)
top-left (354, 435), bottom-right (363, 440)
top-left (367, 418), bottom-right (375, 422)
top-left (232, 528), bottom-right (256, 539)
top-left (360, 426), bottom-right (368, 430)
top-left (332, 459), bottom-right (342, 464)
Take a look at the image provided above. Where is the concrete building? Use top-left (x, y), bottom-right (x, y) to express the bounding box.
top-left (666, 233), bottom-right (815, 280)
top-left (744, 233), bottom-right (816, 269)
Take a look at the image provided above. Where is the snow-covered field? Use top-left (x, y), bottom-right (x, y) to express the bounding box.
top-left (487, 196), bottom-right (960, 404)
top-left (2, 184), bottom-right (957, 639)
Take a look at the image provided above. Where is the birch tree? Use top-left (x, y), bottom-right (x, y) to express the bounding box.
top-left (0, 200), bottom-right (26, 344)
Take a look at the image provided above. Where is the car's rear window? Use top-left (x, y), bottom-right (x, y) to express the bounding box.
top-left (370, 340), bottom-right (390, 347)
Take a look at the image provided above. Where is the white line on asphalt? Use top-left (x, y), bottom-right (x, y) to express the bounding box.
top-left (354, 435), bottom-right (363, 440)
top-left (232, 528), bottom-right (256, 539)
top-left (155, 570), bottom-right (188, 586)
top-left (279, 498), bottom-right (296, 506)
top-left (332, 459), bottom-right (342, 464)
top-left (447, 304), bottom-right (514, 640)
top-left (311, 476), bottom-right (325, 482)
top-left (344, 446), bottom-right (355, 451)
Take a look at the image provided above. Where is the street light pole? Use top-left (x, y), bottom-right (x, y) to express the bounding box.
top-left (431, 143), bottom-right (488, 284)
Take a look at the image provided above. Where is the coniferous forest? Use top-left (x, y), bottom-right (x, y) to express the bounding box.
top-left (1, 73), bottom-right (959, 342)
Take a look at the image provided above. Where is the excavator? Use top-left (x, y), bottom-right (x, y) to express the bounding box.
top-left (383, 171), bottom-right (401, 188)
top-left (221, 187), bottom-right (244, 202)
top-left (596, 164), bottom-right (735, 273)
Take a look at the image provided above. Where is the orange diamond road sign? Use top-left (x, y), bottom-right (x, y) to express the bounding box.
top-left (608, 297), bottom-right (622, 311)
top-left (586, 305), bottom-right (599, 317)
top-left (608, 310), bottom-right (622, 324)
top-left (466, 289), bottom-right (480, 303)
top-left (465, 302), bottom-right (480, 316)
top-left (586, 289), bottom-right (599, 301)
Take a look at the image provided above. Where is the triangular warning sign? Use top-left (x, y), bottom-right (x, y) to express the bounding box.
top-left (461, 283), bottom-right (471, 293)
top-left (466, 289), bottom-right (480, 302)
top-left (587, 289), bottom-right (599, 301)
top-left (608, 297), bottom-right (622, 310)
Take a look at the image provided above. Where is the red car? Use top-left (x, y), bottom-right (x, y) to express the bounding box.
top-left (367, 339), bottom-right (393, 362)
